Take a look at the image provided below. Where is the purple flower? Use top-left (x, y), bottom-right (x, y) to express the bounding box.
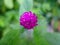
top-left (20, 11), bottom-right (38, 29)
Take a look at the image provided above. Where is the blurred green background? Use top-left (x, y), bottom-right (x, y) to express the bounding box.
top-left (0, 0), bottom-right (60, 45)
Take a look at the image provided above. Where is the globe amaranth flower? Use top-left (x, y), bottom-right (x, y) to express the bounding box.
top-left (20, 11), bottom-right (38, 29)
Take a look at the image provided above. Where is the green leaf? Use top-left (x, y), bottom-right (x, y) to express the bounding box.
top-left (0, 29), bottom-right (20, 45)
top-left (44, 32), bottom-right (60, 45)
top-left (0, 16), bottom-right (6, 27)
top-left (33, 26), bottom-right (49, 45)
top-left (38, 16), bottom-right (48, 33)
top-left (42, 3), bottom-right (51, 12)
top-left (19, 0), bottom-right (33, 15)
top-left (33, 15), bottom-right (48, 45)
top-left (5, 11), bottom-right (19, 24)
top-left (4, 0), bottom-right (14, 9)
top-left (53, 20), bottom-right (58, 30)
top-left (52, 7), bottom-right (58, 16)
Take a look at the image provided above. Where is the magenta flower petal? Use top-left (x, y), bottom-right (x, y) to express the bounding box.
top-left (20, 11), bottom-right (38, 29)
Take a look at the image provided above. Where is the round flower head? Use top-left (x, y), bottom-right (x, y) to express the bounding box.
top-left (20, 11), bottom-right (38, 29)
